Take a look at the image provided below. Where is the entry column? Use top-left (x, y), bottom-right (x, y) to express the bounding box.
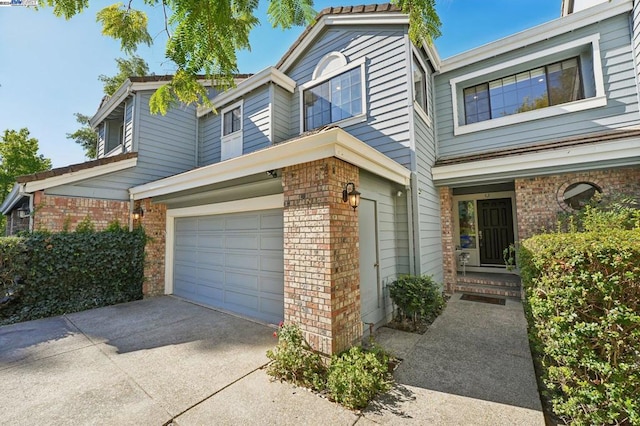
top-left (282, 157), bottom-right (362, 355)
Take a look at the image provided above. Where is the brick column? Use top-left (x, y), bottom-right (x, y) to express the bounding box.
top-left (282, 157), bottom-right (362, 355)
top-left (439, 186), bottom-right (457, 293)
top-left (137, 198), bottom-right (167, 297)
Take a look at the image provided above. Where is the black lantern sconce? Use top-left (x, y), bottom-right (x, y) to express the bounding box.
top-left (342, 182), bottom-right (361, 211)
top-left (132, 207), bottom-right (144, 220)
top-left (17, 203), bottom-right (31, 219)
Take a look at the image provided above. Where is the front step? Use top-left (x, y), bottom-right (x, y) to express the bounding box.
top-left (455, 273), bottom-right (522, 299)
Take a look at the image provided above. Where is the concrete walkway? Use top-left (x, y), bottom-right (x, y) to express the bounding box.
top-left (0, 294), bottom-right (544, 425)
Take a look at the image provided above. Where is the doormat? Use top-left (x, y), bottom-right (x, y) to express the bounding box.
top-left (460, 294), bottom-right (506, 305)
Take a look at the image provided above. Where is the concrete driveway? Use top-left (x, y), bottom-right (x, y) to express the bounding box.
top-left (1, 294), bottom-right (545, 425)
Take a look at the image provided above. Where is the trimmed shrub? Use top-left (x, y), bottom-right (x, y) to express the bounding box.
top-left (520, 229), bottom-right (640, 425)
top-left (0, 237), bottom-right (28, 299)
top-left (388, 274), bottom-right (445, 323)
top-left (0, 226), bottom-right (146, 325)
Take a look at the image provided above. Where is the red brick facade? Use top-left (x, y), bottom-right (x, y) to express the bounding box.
top-left (32, 191), bottom-right (130, 232)
top-left (515, 167), bottom-right (640, 239)
top-left (136, 198), bottom-right (166, 297)
top-left (439, 187), bottom-right (457, 293)
top-left (282, 158), bottom-right (362, 355)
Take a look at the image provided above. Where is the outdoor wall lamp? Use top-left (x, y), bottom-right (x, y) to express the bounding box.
top-left (16, 203), bottom-right (31, 219)
top-left (132, 207), bottom-right (144, 220)
top-left (342, 182), bottom-right (361, 211)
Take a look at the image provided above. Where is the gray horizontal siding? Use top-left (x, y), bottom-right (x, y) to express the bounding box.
top-left (359, 170), bottom-right (410, 317)
top-left (97, 123), bottom-right (105, 158)
top-left (287, 26), bottom-right (413, 168)
top-left (273, 86), bottom-right (292, 143)
top-left (198, 86), bottom-right (272, 167)
top-left (436, 14), bottom-right (640, 158)
top-left (124, 101), bottom-right (133, 152)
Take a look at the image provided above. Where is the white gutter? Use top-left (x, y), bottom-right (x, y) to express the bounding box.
top-left (432, 138), bottom-right (640, 185)
top-left (130, 127), bottom-right (411, 200)
top-left (0, 184), bottom-right (24, 215)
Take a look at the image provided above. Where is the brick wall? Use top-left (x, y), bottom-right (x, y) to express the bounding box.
top-left (32, 191), bottom-right (130, 232)
top-left (439, 186), bottom-right (457, 293)
top-left (515, 167), bottom-right (640, 240)
top-left (282, 157), bottom-right (362, 355)
top-left (136, 198), bottom-right (166, 297)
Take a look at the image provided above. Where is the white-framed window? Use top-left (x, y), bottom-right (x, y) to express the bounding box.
top-left (412, 51), bottom-right (430, 125)
top-left (450, 34), bottom-right (606, 135)
top-left (220, 100), bottom-right (243, 161)
top-left (300, 54), bottom-right (367, 133)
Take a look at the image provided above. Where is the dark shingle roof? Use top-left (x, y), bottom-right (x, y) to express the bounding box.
top-left (16, 152), bottom-right (138, 184)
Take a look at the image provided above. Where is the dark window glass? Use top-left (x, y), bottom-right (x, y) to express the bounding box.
top-left (413, 56), bottom-right (427, 112)
top-left (463, 57), bottom-right (583, 124)
top-left (563, 182), bottom-right (601, 210)
top-left (303, 67), bottom-right (362, 131)
top-left (223, 106), bottom-right (241, 136)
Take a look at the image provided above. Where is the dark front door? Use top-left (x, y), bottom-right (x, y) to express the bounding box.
top-left (478, 198), bottom-right (514, 265)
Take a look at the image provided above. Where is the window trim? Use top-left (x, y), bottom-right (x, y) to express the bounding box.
top-left (411, 49), bottom-right (431, 127)
top-left (299, 56), bottom-right (367, 134)
top-left (450, 34), bottom-right (606, 136)
top-left (220, 100), bottom-right (244, 161)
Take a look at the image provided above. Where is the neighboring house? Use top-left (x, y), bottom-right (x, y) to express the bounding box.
top-left (2, 0), bottom-right (640, 354)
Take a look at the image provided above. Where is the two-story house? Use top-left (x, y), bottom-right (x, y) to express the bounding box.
top-left (2, 0), bottom-right (639, 354)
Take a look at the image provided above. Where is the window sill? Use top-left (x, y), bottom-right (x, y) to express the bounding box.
top-left (305, 113), bottom-right (367, 134)
top-left (414, 102), bottom-right (432, 128)
top-left (104, 144), bottom-right (124, 157)
top-left (454, 96), bottom-right (607, 136)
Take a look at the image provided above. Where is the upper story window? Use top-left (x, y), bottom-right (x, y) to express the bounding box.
top-left (221, 100), bottom-right (243, 161)
top-left (413, 55), bottom-right (427, 113)
top-left (464, 58), bottom-right (583, 124)
top-left (449, 34), bottom-right (606, 136)
top-left (300, 53), bottom-right (366, 133)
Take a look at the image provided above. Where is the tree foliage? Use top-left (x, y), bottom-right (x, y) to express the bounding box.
top-left (99, 55), bottom-right (150, 96)
top-left (66, 113), bottom-right (98, 159)
top-left (0, 129), bottom-right (52, 201)
top-left (37, 0), bottom-right (441, 115)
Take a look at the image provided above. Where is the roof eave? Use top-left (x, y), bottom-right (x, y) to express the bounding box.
top-left (0, 184), bottom-right (25, 215)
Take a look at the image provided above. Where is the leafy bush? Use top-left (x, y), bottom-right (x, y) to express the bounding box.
top-left (0, 237), bottom-right (28, 299)
top-left (266, 323), bottom-right (327, 390)
top-left (326, 345), bottom-right (392, 410)
top-left (266, 323), bottom-right (394, 410)
top-left (388, 275), bottom-right (444, 323)
top-left (557, 193), bottom-right (640, 233)
top-left (520, 229), bottom-right (640, 425)
top-left (0, 224), bottom-right (146, 325)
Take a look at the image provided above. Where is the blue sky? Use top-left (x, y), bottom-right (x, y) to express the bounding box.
top-left (0, 0), bottom-right (559, 168)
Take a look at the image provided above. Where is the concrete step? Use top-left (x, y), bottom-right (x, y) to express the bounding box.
top-left (457, 274), bottom-right (522, 288)
top-left (454, 282), bottom-right (522, 299)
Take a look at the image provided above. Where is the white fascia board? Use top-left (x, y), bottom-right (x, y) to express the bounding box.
top-left (197, 67), bottom-right (296, 117)
top-left (278, 14), bottom-right (409, 73)
top-left (432, 138), bottom-right (640, 184)
top-left (23, 157), bottom-right (138, 193)
top-left (89, 79), bottom-right (133, 128)
top-left (0, 184), bottom-right (23, 215)
top-left (439, 0), bottom-right (632, 73)
top-left (130, 128), bottom-right (410, 200)
top-left (421, 38), bottom-right (441, 72)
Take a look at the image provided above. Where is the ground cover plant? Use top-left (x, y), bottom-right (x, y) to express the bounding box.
top-left (0, 220), bottom-right (146, 326)
top-left (520, 196), bottom-right (640, 425)
top-left (266, 323), bottom-right (393, 410)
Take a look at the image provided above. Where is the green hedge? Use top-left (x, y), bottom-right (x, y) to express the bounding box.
top-left (0, 237), bottom-right (28, 298)
top-left (520, 229), bottom-right (640, 425)
top-left (1, 227), bottom-right (146, 325)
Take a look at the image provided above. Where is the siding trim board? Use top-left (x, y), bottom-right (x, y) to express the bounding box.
top-left (450, 33), bottom-right (606, 135)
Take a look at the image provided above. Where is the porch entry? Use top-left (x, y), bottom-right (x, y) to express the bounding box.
top-left (478, 198), bottom-right (514, 265)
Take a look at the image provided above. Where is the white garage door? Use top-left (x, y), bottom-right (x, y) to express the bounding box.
top-left (173, 209), bottom-right (284, 324)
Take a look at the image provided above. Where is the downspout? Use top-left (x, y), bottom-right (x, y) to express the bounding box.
top-left (129, 193), bottom-right (135, 232)
top-left (194, 110), bottom-right (200, 167)
top-left (406, 179), bottom-right (416, 275)
top-left (27, 192), bottom-right (34, 232)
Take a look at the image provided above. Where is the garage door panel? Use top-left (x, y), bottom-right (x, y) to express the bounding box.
top-left (198, 216), bottom-right (225, 231)
top-left (261, 234), bottom-right (283, 250)
top-left (173, 209), bottom-right (284, 324)
top-left (261, 213), bottom-right (283, 229)
top-left (226, 215), bottom-right (260, 230)
top-left (226, 235), bottom-right (259, 250)
top-left (226, 253), bottom-right (258, 270)
top-left (196, 251), bottom-right (225, 267)
top-left (261, 256), bottom-right (284, 274)
top-left (197, 234), bottom-right (224, 249)
top-left (226, 271), bottom-right (259, 290)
